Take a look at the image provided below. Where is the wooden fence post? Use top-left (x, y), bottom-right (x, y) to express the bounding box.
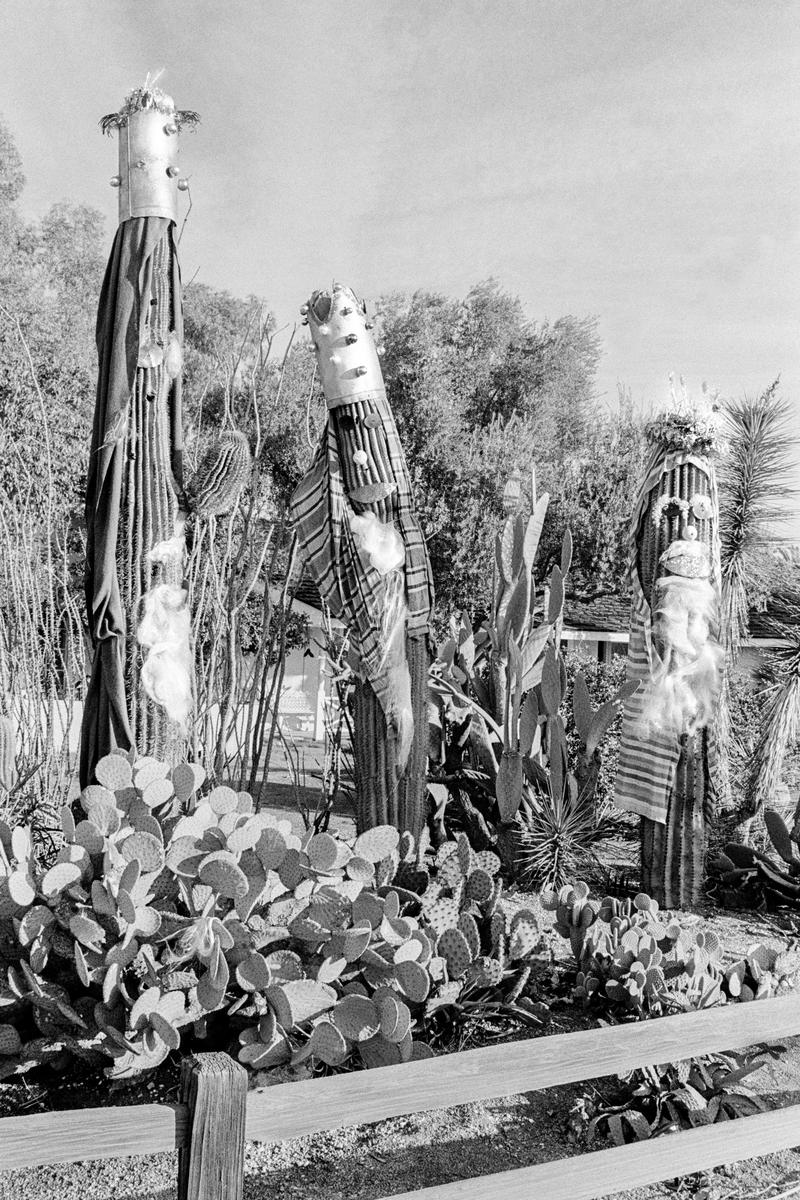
top-left (177, 1051), bottom-right (248, 1200)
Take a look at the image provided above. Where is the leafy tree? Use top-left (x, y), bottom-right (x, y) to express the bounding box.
top-left (540, 391), bottom-right (649, 596)
top-left (377, 280), bottom-right (605, 625)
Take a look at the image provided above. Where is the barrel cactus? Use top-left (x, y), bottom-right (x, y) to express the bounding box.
top-left (186, 430), bottom-right (252, 518)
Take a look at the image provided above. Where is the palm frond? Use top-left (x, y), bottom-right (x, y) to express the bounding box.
top-left (718, 380), bottom-right (798, 659)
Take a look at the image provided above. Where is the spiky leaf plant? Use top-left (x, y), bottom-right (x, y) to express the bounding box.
top-left (718, 382), bottom-right (797, 657)
top-left (715, 383), bottom-right (798, 811)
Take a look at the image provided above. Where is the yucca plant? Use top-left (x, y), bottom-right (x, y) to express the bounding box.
top-left (743, 621), bottom-right (800, 831)
top-left (715, 382), bottom-right (798, 818)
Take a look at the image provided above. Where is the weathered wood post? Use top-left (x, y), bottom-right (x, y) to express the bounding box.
top-left (80, 80), bottom-right (198, 786)
top-left (614, 405), bottom-right (723, 908)
top-left (290, 284), bottom-right (434, 841)
top-left (178, 1052), bottom-right (248, 1200)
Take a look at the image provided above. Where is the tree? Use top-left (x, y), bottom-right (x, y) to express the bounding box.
top-left (377, 280), bottom-right (604, 626)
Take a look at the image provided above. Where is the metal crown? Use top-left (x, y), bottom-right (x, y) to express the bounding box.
top-left (303, 284), bottom-right (384, 408)
top-left (113, 105), bottom-right (182, 225)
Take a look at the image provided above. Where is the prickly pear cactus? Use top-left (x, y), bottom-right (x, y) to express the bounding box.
top-left (431, 471), bottom-right (635, 886)
top-left (0, 762), bottom-right (546, 1081)
top-left (550, 880), bottom-right (800, 1016)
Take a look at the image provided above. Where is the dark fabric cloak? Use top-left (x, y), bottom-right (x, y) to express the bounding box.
top-left (79, 217), bottom-right (183, 787)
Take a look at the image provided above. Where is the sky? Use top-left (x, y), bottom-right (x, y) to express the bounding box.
top-left (2, 1), bottom-right (799, 511)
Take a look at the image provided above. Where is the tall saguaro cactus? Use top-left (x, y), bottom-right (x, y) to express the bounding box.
top-left (290, 284), bottom-right (434, 840)
top-left (80, 83), bottom-right (198, 787)
top-left (615, 408), bottom-right (724, 908)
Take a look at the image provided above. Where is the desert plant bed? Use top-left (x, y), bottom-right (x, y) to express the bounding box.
top-left (2, 901), bottom-right (800, 1200)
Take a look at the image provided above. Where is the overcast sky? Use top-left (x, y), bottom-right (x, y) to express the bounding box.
top-left (2, 1), bottom-right (799, 506)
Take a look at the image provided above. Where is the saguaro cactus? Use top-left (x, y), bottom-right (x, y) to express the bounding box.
top-left (615, 406), bottom-right (724, 908)
top-left (80, 82), bottom-right (198, 787)
top-left (290, 284), bottom-right (434, 840)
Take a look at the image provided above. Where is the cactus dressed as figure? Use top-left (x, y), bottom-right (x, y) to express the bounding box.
top-left (614, 402), bottom-right (724, 908)
top-left (80, 83), bottom-right (199, 787)
top-left (290, 285), bottom-right (434, 841)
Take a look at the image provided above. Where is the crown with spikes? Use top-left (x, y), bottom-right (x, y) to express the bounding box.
top-left (100, 72), bottom-right (199, 135)
top-left (102, 74), bottom-right (199, 226)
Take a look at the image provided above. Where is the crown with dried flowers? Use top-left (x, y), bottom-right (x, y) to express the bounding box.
top-left (100, 72), bottom-right (200, 136)
top-left (644, 375), bottom-right (722, 455)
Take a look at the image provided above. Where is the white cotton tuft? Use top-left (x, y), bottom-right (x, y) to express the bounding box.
top-left (148, 517), bottom-right (186, 567)
top-left (350, 511), bottom-right (405, 575)
top-left (137, 583), bottom-right (193, 729)
top-left (164, 332), bottom-right (184, 380)
top-left (638, 574), bottom-right (723, 737)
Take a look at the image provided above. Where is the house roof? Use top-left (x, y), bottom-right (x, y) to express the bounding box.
top-left (291, 570), bottom-right (796, 645)
top-left (563, 594), bottom-right (630, 633)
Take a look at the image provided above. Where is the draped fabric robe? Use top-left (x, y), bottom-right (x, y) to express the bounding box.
top-left (291, 387), bottom-right (434, 838)
top-left (80, 218), bottom-right (184, 786)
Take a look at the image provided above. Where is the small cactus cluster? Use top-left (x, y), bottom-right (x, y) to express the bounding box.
top-left (417, 832), bottom-right (543, 1017)
top-left (552, 884), bottom-right (800, 1016)
top-left (540, 881), bottom-right (597, 961)
top-left (0, 757), bottom-right (547, 1081)
top-left (713, 807), bottom-right (800, 909)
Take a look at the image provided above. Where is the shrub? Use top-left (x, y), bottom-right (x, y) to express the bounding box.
top-left (573, 1044), bottom-right (784, 1146)
top-left (562, 653), bottom-right (629, 823)
top-left (0, 754), bottom-right (547, 1081)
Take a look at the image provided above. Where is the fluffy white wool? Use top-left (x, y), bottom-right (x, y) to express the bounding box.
top-left (164, 333), bottom-right (183, 380)
top-left (148, 518), bottom-right (186, 567)
top-left (350, 511), bottom-right (405, 575)
top-left (641, 573), bottom-right (723, 736)
top-left (137, 583), bottom-right (193, 729)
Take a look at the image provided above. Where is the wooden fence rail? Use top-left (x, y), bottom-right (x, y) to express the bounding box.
top-left (2, 992), bottom-right (799, 1199)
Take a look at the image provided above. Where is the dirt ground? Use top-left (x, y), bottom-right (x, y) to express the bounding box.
top-left (2, 900), bottom-right (799, 1200)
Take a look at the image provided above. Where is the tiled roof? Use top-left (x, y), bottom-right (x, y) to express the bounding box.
top-left (563, 594), bottom-right (630, 633)
top-left (291, 570), bottom-right (796, 644)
